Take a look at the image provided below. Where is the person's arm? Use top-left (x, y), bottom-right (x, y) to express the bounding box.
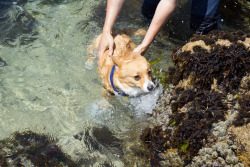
top-left (134, 0), bottom-right (176, 55)
top-left (98, 0), bottom-right (124, 58)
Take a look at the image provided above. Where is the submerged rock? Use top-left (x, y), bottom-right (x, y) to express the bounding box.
top-left (0, 0), bottom-right (38, 46)
top-left (0, 57), bottom-right (7, 66)
top-left (0, 130), bottom-right (78, 167)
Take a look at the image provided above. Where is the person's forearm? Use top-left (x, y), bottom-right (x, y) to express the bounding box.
top-left (103, 0), bottom-right (124, 34)
top-left (142, 0), bottom-right (176, 47)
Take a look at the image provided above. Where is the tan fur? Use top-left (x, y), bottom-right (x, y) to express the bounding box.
top-left (86, 29), bottom-right (153, 96)
top-left (96, 33), bottom-right (152, 94)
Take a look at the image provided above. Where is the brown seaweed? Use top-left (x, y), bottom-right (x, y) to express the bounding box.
top-left (140, 30), bottom-right (249, 166)
top-left (233, 95), bottom-right (250, 126)
top-left (0, 131), bottom-right (77, 167)
top-left (169, 31), bottom-right (250, 92)
top-left (172, 90), bottom-right (227, 162)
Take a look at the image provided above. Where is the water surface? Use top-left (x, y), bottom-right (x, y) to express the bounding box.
top-left (0, 0), bottom-right (174, 165)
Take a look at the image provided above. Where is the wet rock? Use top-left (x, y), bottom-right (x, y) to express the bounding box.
top-left (228, 124), bottom-right (250, 166)
top-left (170, 30), bottom-right (250, 92)
top-left (140, 30), bottom-right (250, 166)
top-left (0, 131), bottom-right (77, 167)
top-left (232, 95), bottom-right (250, 126)
top-left (92, 126), bottom-right (122, 150)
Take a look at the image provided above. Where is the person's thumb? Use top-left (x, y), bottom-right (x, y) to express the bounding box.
top-left (108, 43), bottom-right (113, 56)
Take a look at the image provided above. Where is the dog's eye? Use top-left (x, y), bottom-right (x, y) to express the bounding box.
top-left (148, 71), bottom-right (152, 76)
top-left (134, 75), bottom-right (141, 81)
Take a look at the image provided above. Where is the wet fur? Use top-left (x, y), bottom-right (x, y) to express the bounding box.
top-left (87, 29), bottom-right (154, 96)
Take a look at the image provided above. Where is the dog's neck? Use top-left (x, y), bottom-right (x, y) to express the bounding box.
top-left (109, 65), bottom-right (124, 95)
top-left (111, 66), bottom-right (144, 97)
top-left (110, 65), bottom-right (125, 95)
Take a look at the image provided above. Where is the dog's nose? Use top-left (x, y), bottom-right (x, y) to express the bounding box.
top-left (147, 84), bottom-right (154, 91)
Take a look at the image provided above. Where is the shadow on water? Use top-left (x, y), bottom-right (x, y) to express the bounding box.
top-left (219, 0), bottom-right (250, 32)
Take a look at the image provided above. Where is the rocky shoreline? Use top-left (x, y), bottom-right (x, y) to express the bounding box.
top-left (140, 30), bottom-right (250, 167)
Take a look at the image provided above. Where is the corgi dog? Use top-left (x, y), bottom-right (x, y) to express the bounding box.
top-left (87, 30), bottom-right (155, 97)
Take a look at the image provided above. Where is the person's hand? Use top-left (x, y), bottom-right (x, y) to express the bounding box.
top-left (133, 43), bottom-right (149, 55)
top-left (98, 32), bottom-right (114, 60)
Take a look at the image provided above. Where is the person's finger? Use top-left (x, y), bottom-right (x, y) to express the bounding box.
top-left (133, 47), bottom-right (139, 53)
top-left (108, 42), bottom-right (114, 56)
top-left (98, 48), bottom-right (105, 59)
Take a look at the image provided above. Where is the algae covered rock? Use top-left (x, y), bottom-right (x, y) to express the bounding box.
top-left (0, 130), bottom-right (77, 167)
top-left (170, 30), bottom-right (250, 92)
top-left (140, 30), bottom-right (250, 166)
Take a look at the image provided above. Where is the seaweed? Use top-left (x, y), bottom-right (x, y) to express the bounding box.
top-left (190, 30), bottom-right (249, 45)
top-left (171, 90), bottom-right (227, 161)
top-left (169, 31), bottom-right (250, 92)
top-left (170, 89), bottom-right (196, 113)
top-left (141, 126), bottom-right (172, 153)
top-left (233, 95), bottom-right (250, 126)
top-left (0, 131), bottom-right (78, 167)
top-left (140, 126), bottom-right (172, 166)
top-left (92, 126), bottom-right (122, 149)
top-left (141, 90), bottom-right (227, 164)
top-left (140, 30), bottom-right (249, 166)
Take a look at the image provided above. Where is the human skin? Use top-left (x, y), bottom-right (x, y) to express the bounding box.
top-left (98, 0), bottom-right (176, 58)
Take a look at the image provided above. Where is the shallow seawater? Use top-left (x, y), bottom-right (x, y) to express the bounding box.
top-left (0, 0), bottom-right (177, 166)
top-left (0, 0), bottom-right (196, 166)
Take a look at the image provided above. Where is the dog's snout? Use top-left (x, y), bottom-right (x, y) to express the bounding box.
top-left (147, 84), bottom-right (154, 91)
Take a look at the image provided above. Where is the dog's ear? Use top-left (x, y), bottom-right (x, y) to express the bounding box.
top-left (131, 52), bottom-right (141, 59)
top-left (111, 55), bottom-right (123, 67)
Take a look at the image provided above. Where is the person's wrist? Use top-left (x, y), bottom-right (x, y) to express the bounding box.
top-left (140, 42), bottom-right (149, 51)
top-left (102, 28), bottom-right (112, 35)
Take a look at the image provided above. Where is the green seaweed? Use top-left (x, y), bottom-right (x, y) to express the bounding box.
top-left (180, 140), bottom-right (189, 153)
top-left (170, 121), bottom-right (176, 126)
top-left (149, 53), bottom-right (163, 65)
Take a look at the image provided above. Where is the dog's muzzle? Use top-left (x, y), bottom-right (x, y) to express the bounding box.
top-left (147, 84), bottom-right (155, 91)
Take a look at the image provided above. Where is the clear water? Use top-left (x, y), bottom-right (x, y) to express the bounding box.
top-left (0, 0), bottom-right (175, 166)
top-left (1, 0), bottom-right (246, 166)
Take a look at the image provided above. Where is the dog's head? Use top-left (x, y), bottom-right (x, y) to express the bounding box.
top-left (111, 52), bottom-right (155, 96)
